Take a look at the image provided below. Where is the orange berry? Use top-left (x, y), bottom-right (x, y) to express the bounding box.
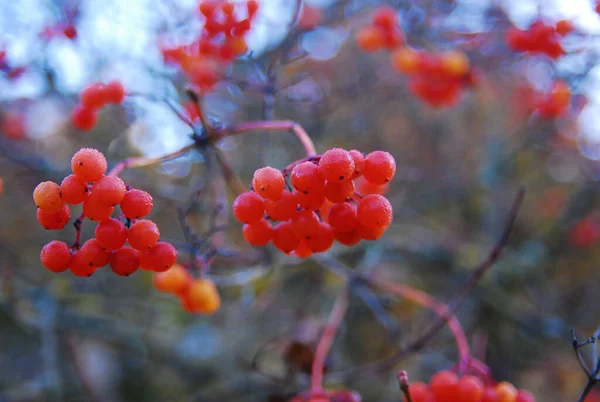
top-left (391, 47), bottom-right (420, 74)
top-left (265, 190), bottom-right (298, 221)
top-left (357, 194), bottom-right (393, 229)
top-left (182, 278), bottom-right (220, 314)
top-left (110, 246), bottom-right (140, 276)
top-left (153, 263), bottom-right (190, 294)
top-left (324, 179), bottom-right (355, 203)
top-left (40, 240), bottom-right (71, 273)
top-left (456, 375), bottom-right (484, 402)
top-left (127, 219), bottom-right (160, 250)
top-left (273, 221), bottom-right (301, 253)
top-left (495, 382), bottom-right (518, 402)
top-left (252, 166), bottom-right (285, 201)
top-left (556, 20), bottom-right (574, 36)
top-left (319, 148), bottom-right (355, 182)
top-left (363, 151), bottom-right (396, 185)
top-left (120, 189), bottom-right (153, 219)
top-left (440, 50), bottom-right (470, 76)
top-left (71, 148), bottom-right (107, 182)
top-left (140, 242), bottom-right (178, 272)
top-left (92, 176), bottom-right (127, 206)
top-left (33, 181), bottom-right (64, 212)
top-left (242, 218), bottom-right (273, 246)
top-left (356, 26), bottom-right (384, 52)
top-left (291, 161), bottom-right (324, 194)
top-left (60, 174), bottom-right (87, 204)
top-left (82, 192), bottom-right (114, 221)
top-left (37, 204), bottom-right (71, 230)
top-left (233, 191), bottom-right (265, 224)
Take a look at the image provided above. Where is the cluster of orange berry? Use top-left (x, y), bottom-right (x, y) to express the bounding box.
top-left (289, 390), bottom-right (361, 402)
top-left (505, 20), bottom-right (568, 59)
top-left (233, 148), bottom-right (396, 257)
top-left (34, 148), bottom-right (177, 277)
top-left (71, 81), bottom-right (126, 131)
top-left (391, 47), bottom-right (473, 107)
top-left (535, 79), bottom-right (571, 118)
top-left (355, 6), bottom-right (404, 52)
top-left (153, 264), bottom-right (221, 314)
top-left (407, 371), bottom-right (535, 402)
top-left (160, 0), bottom-right (259, 92)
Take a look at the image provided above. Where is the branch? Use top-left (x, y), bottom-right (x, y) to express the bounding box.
top-left (107, 144), bottom-right (196, 177)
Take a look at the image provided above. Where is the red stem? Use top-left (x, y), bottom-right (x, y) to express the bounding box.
top-left (371, 278), bottom-right (471, 373)
top-left (70, 213), bottom-right (85, 250)
top-left (311, 291), bottom-right (349, 393)
top-left (106, 144), bottom-right (196, 177)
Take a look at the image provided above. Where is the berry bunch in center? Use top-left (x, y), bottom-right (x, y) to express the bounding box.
top-left (233, 148), bottom-right (396, 258)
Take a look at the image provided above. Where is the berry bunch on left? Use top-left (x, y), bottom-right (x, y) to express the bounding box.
top-left (71, 81), bottom-right (126, 131)
top-left (355, 6), bottom-right (404, 52)
top-left (233, 148), bottom-right (396, 258)
top-left (34, 148), bottom-right (178, 277)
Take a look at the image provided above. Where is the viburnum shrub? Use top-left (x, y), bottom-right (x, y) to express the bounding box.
top-left (233, 148), bottom-right (396, 257)
top-left (34, 148), bottom-right (178, 278)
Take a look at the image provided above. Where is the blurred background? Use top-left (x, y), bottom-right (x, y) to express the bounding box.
top-left (2, 0), bottom-right (600, 401)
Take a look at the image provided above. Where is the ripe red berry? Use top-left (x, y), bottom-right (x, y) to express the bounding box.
top-left (153, 263), bottom-right (190, 294)
top-left (37, 204), bottom-right (71, 230)
top-left (95, 218), bottom-right (128, 250)
top-left (80, 238), bottom-right (110, 267)
top-left (265, 190), bottom-right (297, 221)
top-left (482, 387), bottom-right (499, 402)
top-left (82, 192), bottom-right (114, 221)
top-left (295, 188), bottom-right (326, 210)
top-left (92, 176), bottom-right (127, 206)
top-left (335, 229), bottom-right (361, 246)
top-left (357, 194), bottom-right (393, 229)
top-left (71, 148), bottom-right (108, 182)
top-left (127, 219), bottom-right (160, 250)
top-left (120, 189), bottom-right (153, 219)
top-left (356, 27), bottom-right (384, 52)
top-left (328, 203), bottom-right (358, 233)
top-left (110, 246), bottom-right (140, 276)
top-left (247, 0), bottom-right (259, 17)
top-left (252, 166), bottom-right (285, 200)
top-left (348, 150), bottom-right (365, 178)
top-left (324, 179), bottom-right (355, 203)
top-left (232, 191), bottom-right (265, 224)
top-left (69, 249), bottom-right (96, 277)
top-left (430, 371), bottom-right (459, 402)
top-left (33, 181), bottom-right (64, 212)
top-left (273, 221), bottom-right (301, 253)
top-left (140, 242), bottom-right (178, 272)
top-left (104, 80), bottom-right (125, 103)
top-left (495, 382), bottom-right (518, 402)
top-left (80, 83), bottom-right (107, 109)
top-left (40, 240), bottom-right (71, 272)
top-left (242, 218), bottom-right (273, 246)
top-left (569, 217), bottom-right (600, 248)
top-left (515, 390), bottom-right (535, 402)
top-left (291, 161), bottom-right (324, 194)
top-left (60, 174), bottom-right (87, 204)
top-left (391, 47), bottom-right (421, 74)
top-left (406, 382), bottom-right (430, 402)
top-left (363, 151), bottom-right (396, 185)
top-left (71, 105), bottom-right (98, 131)
top-left (305, 222), bottom-right (335, 252)
top-left (355, 176), bottom-right (388, 195)
top-left (318, 148), bottom-right (355, 182)
top-left (291, 210), bottom-right (321, 238)
top-left (456, 375), bottom-right (484, 402)
top-left (372, 6), bottom-right (397, 31)
top-left (293, 240), bottom-right (313, 258)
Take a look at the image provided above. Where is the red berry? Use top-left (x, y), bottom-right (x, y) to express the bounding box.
top-left (265, 190), bottom-right (297, 221)
top-left (247, 0), bottom-right (259, 17)
top-left (295, 188), bottom-right (326, 210)
top-left (181, 279), bottom-right (220, 314)
top-left (515, 390), bottom-right (535, 402)
top-left (127, 219), bottom-right (160, 250)
top-left (569, 217), bottom-right (600, 248)
top-left (242, 218), bottom-right (273, 246)
top-left (92, 176), bottom-right (127, 206)
top-left (273, 221), bottom-right (301, 253)
top-left (456, 375), bottom-right (484, 402)
top-left (140, 242), bottom-right (178, 272)
top-left (252, 166), bottom-right (285, 201)
top-left (33, 181), bottom-right (64, 212)
top-left (291, 210), bottom-right (321, 239)
top-left (363, 151), bottom-right (396, 185)
top-left (82, 192), bottom-right (114, 221)
top-left (372, 6), bottom-right (397, 32)
top-left (37, 204), bottom-right (71, 230)
top-left (40, 240), bottom-right (71, 272)
top-left (71, 148), bottom-right (108, 182)
top-left (335, 229), bottom-right (361, 246)
top-left (357, 194), bottom-right (393, 229)
top-left (407, 382), bottom-right (430, 402)
top-left (232, 191), bottom-right (265, 224)
top-left (153, 263), bottom-right (190, 294)
top-left (69, 250), bottom-right (96, 277)
top-left (104, 80), bottom-right (125, 103)
top-left (430, 371), bottom-right (458, 402)
top-left (305, 222), bottom-right (335, 252)
top-left (60, 174), bottom-right (88, 204)
top-left (120, 189), bottom-right (153, 219)
top-left (80, 83), bottom-right (107, 109)
top-left (80, 238), bottom-right (110, 267)
top-left (495, 382), bottom-right (518, 402)
top-left (293, 240), bottom-right (313, 258)
top-left (482, 387), bottom-right (499, 402)
top-left (324, 179), bottom-right (355, 203)
top-left (357, 223), bottom-right (386, 240)
top-left (110, 246), bottom-right (140, 276)
top-left (328, 203), bottom-right (358, 233)
top-left (348, 150), bottom-right (365, 178)
top-left (71, 105), bottom-right (98, 131)
top-left (356, 27), bottom-right (384, 52)
top-left (318, 148), bottom-right (355, 182)
top-left (291, 161), bottom-right (324, 194)
top-left (95, 218), bottom-right (127, 250)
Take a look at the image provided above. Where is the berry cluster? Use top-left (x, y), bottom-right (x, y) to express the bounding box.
top-left (34, 148), bottom-right (178, 277)
top-left (505, 20), bottom-right (567, 59)
top-left (407, 371), bottom-right (535, 402)
top-left (355, 6), bottom-right (404, 52)
top-left (153, 264), bottom-right (221, 314)
top-left (535, 79), bottom-right (571, 118)
top-left (233, 148), bottom-right (396, 257)
top-left (160, 0), bottom-right (259, 92)
top-left (391, 47), bottom-right (473, 107)
top-left (71, 81), bottom-right (126, 131)
top-left (289, 390), bottom-right (361, 402)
